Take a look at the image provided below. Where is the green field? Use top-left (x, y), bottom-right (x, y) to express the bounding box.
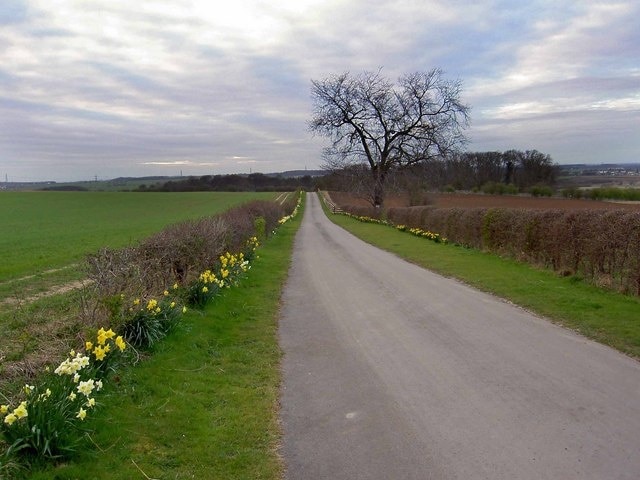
top-left (0, 191), bottom-right (276, 281)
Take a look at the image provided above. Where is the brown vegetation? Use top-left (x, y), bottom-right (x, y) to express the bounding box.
top-left (331, 191), bottom-right (640, 211)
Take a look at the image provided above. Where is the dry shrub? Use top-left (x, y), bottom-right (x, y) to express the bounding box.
top-left (219, 200), bottom-right (284, 249)
top-left (386, 205), bottom-right (640, 295)
top-left (139, 216), bottom-right (229, 286)
top-left (86, 247), bottom-right (145, 298)
top-left (345, 205), bottom-right (382, 218)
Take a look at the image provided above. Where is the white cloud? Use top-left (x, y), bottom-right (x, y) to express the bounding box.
top-left (0, 0), bottom-right (639, 181)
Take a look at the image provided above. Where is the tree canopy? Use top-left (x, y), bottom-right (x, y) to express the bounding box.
top-left (310, 69), bottom-right (469, 206)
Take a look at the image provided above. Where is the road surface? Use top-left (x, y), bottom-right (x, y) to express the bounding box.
top-left (278, 192), bottom-right (640, 479)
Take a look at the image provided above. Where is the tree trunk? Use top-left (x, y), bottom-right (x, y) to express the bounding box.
top-left (371, 166), bottom-right (386, 209)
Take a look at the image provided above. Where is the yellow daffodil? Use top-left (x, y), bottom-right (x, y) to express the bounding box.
top-left (182, 306), bottom-right (187, 314)
top-left (147, 299), bottom-right (158, 311)
top-left (170, 301), bottom-right (176, 308)
top-left (0, 405), bottom-right (8, 415)
top-left (93, 345), bottom-right (107, 361)
top-left (76, 408), bottom-right (86, 420)
top-left (14, 402), bottom-right (28, 419)
top-left (202, 286), bottom-right (208, 293)
top-left (115, 336), bottom-right (126, 352)
top-left (133, 298), bottom-right (140, 305)
top-left (96, 329), bottom-right (108, 345)
top-left (163, 290), bottom-right (169, 296)
top-left (85, 341), bottom-right (93, 351)
top-left (173, 283), bottom-right (179, 289)
top-left (4, 413), bottom-right (16, 425)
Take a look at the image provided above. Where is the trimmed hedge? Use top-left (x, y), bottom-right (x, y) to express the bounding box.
top-left (86, 200), bottom-right (287, 317)
top-left (386, 206), bottom-right (640, 295)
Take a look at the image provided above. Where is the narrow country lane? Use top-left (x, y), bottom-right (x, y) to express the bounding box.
top-left (278, 192), bottom-right (640, 480)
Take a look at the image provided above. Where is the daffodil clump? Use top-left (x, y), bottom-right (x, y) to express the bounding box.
top-left (407, 227), bottom-right (447, 244)
top-left (119, 288), bottom-right (186, 348)
top-left (277, 191), bottom-right (302, 226)
top-left (340, 212), bottom-right (447, 244)
top-left (342, 212), bottom-right (391, 226)
top-left (0, 328), bottom-right (126, 459)
top-left (186, 250), bottom-right (251, 308)
top-left (244, 235), bottom-right (260, 261)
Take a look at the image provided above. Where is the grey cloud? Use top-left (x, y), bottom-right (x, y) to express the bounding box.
top-left (1, 0), bottom-right (638, 181)
top-left (0, 0), bottom-right (28, 25)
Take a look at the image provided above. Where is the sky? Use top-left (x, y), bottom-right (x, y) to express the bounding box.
top-left (1, 0), bottom-right (639, 182)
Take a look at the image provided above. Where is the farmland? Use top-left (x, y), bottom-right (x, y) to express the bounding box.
top-left (0, 191), bottom-right (276, 283)
top-left (330, 191), bottom-right (640, 210)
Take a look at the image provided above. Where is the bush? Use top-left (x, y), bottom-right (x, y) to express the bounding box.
top-left (481, 181), bottom-right (519, 195)
top-left (529, 185), bottom-right (554, 197)
top-left (561, 187), bottom-right (583, 199)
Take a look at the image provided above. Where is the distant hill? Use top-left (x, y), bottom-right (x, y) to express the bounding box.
top-left (265, 170), bottom-right (326, 178)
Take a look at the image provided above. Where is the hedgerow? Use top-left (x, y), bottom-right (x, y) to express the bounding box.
top-left (386, 205), bottom-right (640, 295)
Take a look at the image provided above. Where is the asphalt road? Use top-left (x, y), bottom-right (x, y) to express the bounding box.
top-left (278, 192), bottom-right (640, 480)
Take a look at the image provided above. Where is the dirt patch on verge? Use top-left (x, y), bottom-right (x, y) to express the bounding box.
top-left (1, 279), bottom-right (93, 306)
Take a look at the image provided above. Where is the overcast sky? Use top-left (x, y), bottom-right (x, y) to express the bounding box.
top-left (1, 0), bottom-right (639, 182)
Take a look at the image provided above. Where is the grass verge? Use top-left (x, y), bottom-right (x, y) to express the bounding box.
top-left (19, 209), bottom-right (302, 480)
top-left (325, 204), bottom-right (640, 359)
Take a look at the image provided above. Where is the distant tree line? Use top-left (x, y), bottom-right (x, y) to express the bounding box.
top-left (136, 173), bottom-right (315, 192)
top-left (316, 149), bottom-right (559, 203)
top-left (135, 150), bottom-right (556, 196)
top-left (424, 149), bottom-right (558, 191)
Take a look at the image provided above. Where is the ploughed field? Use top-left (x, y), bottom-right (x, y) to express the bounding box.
top-left (332, 191), bottom-right (640, 210)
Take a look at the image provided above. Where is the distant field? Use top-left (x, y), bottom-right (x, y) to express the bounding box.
top-left (0, 191), bottom-right (275, 280)
top-left (331, 191), bottom-right (640, 210)
top-left (433, 193), bottom-right (640, 210)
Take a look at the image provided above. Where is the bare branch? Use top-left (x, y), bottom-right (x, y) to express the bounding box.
top-left (310, 69), bottom-right (469, 207)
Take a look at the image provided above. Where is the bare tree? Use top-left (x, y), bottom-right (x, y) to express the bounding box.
top-left (309, 69), bottom-right (469, 207)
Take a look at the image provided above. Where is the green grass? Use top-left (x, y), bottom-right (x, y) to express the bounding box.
top-left (327, 208), bottom-right (640, 359)
top-left (0, 191), bottom-right (275, 282)
top-left (23, 203), bottom-right (302, 480)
